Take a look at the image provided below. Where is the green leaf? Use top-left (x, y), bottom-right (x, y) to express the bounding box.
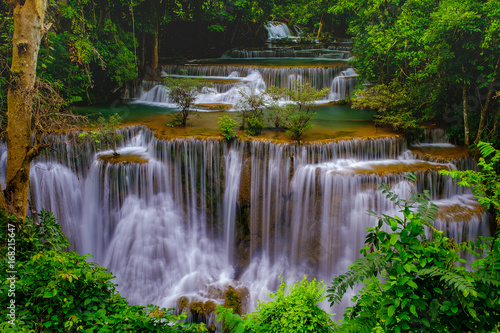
top-left (406, 280), bottom-right (418, 289)
top-left (387, 305), bottom-right (396, 318)
top-left (390, 233), bottom-right (399, 245)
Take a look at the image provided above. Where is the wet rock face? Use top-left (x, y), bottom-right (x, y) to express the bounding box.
top-left (98, 154), bottom-right (149, 165)
top-left (223, 285), bottom-right (249, 315)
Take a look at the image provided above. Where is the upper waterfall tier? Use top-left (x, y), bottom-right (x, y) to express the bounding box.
top-left (161, 64), bottom-right (347, 91)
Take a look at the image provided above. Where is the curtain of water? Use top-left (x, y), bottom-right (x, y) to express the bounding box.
top-left (22, 127), bottom-right (491, 325)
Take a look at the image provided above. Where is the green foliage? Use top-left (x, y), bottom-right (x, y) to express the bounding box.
top-left (245, 116), bottom-right (265, 137)
top-left (332, 0), bottom-right (500, 144)
top-left (265, 86), bottom-right (291, 129)
top-left (0, 211), bottom-right (206, 332)
top-left (218, 115), bottom-right (238, 140)
top-left (217, 276), bottom-right (335, 333)
top-left (282, 82), bottom-right (329, 141)
top-left (237, 89), bottom-right (266, 132)
top-left (164, 76), bottom-right (208, 127)
top-left (327, 172), bottom-right (500, 333)
top-left (79, 113), bottom-right (124, 155)
top-left (441, 141), bottom-right (500, 225)
top-left (351, 83), bottom-right (423, 136)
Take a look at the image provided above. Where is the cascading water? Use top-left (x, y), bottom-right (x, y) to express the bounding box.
top-left (23, 126), bottom-right (491, 329)
top-left (265, 22), bottom-right (301, 40)
top-left (329, 68), bottom-right (358, 101)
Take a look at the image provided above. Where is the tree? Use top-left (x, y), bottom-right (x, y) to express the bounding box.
top-left (331, 0), bottom-right (500, 143)
top-left (79, 113), bottom-right (124, 156)
top-left (327, 173), bottom-right (500, 332)
top-left (4, 0), bottom-right (49, 217)
top-left (164, 76), bottom-right (207, 127)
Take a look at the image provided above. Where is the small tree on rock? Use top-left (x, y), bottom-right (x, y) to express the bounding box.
top-left (164, 76), bottom-right (207, 127)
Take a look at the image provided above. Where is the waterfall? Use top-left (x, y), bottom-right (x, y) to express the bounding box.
top-left (221, 48), bottom-right (351, 60)
top-left (25, 126), bottom-right (491, 326)
top-left (329, 68), bottom-right (358, 101)
top-left (134, 65), bottom-right (350, 106)
top-left (265, 22), bottom-right (300, 40)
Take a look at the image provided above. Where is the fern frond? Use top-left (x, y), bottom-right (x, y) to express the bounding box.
top-left (327, 254), bottom-right (388, 305)
top-left (419, 266), bottom-right (477, 297)
top-left (469, 271), bottom-right (500, 288)
top-left (477, 142), bottom-right (496, 158)
top-left (417, 200), bottom-right (439, 222)
top-left (336, 315), bottom-right (377, 333)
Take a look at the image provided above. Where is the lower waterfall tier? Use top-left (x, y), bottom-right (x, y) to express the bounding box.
top-left (14, 126), bottom-right (490, 327)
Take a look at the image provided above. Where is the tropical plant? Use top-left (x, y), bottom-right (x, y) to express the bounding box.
top-left (327, 173), bottom-right (500, 332)
top-left (218, 115), bottom-right (238, 140)
top-left (0, 210), bottom-right (206, 332)
top-left (440, 141), bottom-right (500, 226)
top-left (237, 89), bottom-right (266, 132)
top-left (217, 276), bottom-right (335, 332)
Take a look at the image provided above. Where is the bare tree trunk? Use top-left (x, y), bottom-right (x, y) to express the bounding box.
top-left (6, 0), bottom-right (48, 218)
top-left (474, 58), bottom-right (500, 145)
top-left (317, 15), bottom-right (324, 39)
top-left (463, 84), bottom-right (470, 146)
top-left (151, 21), bottom-right (159, 73)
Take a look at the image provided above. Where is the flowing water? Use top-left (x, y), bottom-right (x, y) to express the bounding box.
top-left (10, 124), bottom-right (489, 330)
top-left (130, 21), bottom-right (357, 108)
top-left (6, 23), bottom-right (491, 330)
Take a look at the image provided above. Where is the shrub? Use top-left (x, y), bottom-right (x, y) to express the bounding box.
top-left (218, 115), bottom-right (238, 140)
top-left (0, 211), bottom-right (206, 332)
top-left (216, 276), bottom-right (335, 332)
top-left (327, 172), bottom-right (500, 332)
top-left (245, 116), bottom-right (264, 137)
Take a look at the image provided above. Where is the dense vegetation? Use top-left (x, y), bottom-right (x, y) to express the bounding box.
top-left (0, 210), bottom-right (206, 332)
top-left (330, 0), bottom-right (500, 145)
top-left (2, 0), bottom-right (500, 331)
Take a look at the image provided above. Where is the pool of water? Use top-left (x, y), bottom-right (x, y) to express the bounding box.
top-left (76, 103), bottom-right (384, 142)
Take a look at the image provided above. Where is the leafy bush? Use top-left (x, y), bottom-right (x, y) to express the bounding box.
top-left (351, 83), bottom-right (423, 137)
top-left (237, 90), bottom-right (266, 132)
top-left (217, 276), bottom-right (335, 332)
top-left (245, 116), bottom-right (264, 137)
top-left (327, 173), bottom-right (500, 333)
top-left (0, 211), bottom-right (206, 332)
top-left (218, 115), bottom-right (238, 140)
top-left (281, 81), bottom-right (329, 141)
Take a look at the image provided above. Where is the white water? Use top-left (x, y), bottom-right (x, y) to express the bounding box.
top-left (329, 68), bottom-right (358, 101)
top-left (265, 22), bottom-right (301, 40)
top-left (135, 66), bottom-right (360, 107)
top-left (23, 127), bottom-right (491, 328)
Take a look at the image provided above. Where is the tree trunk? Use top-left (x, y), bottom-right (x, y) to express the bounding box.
top-left (317, 15), bottom-right (324, 39)
top-left (474, 58), bottom-right (500, 145)
top-left (6, 0), bottom-right (48, 218)
top-left (230, 13), bottom-right (242, 46)
top-left (140, 31), bottom-right (145, 73)
top-left (463, 84), bottom-right (470, 146)
top-left (151, 21), bottom-right (159, 74)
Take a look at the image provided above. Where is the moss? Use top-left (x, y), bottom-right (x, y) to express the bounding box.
top-left (195, 103), bottom-right (232, 111)
top-left (223, 285), bottom-right (249, 315)
top-left (98, 154), bottom-right (148, 165)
